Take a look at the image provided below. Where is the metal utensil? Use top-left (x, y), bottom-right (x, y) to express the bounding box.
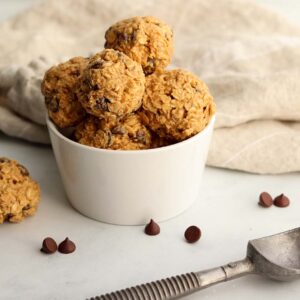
top-left (89, 227), bottom-right (300, 300)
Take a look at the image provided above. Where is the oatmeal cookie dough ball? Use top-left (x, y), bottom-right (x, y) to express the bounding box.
top-left (74, 114), bottom-right (151, 150)
top-left (76, 49), bottom-right (145, 119)
top-left (139, 69), bottom-right (216, 141)
top-left (105, 16), bottom-right (173, 75)
top-left (0, 158), bottom-right (40, 223)
top-left (41, 57), bottom-right (87, 128)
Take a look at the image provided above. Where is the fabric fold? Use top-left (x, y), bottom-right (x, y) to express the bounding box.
top-left (0, 0), bottom-right (299, 174)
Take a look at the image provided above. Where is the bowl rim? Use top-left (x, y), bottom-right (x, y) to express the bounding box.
top-left (47, 114), bottom-right (216, 155)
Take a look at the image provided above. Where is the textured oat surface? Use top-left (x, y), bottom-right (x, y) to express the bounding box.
top-left (140, 69), bottom-right (216, 141)
top-left (76, 49), bottom-right (145, 119)
top-left (105, 16), bottom-right (173, 75)
top-left (41, 57), bottom-right (87, 128)
top-left (0, 157), bottom-right (40, 223)
top-left (74, 114), bottom-right (152, 150)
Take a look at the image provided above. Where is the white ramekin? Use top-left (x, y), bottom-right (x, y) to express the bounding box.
top-left (47, 115), bottom-right (215, 225)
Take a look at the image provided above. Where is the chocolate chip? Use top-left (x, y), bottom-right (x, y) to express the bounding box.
top-left (147, 57), bottom-right (156, 66)
top-left (184, 226), bottom-right (201, 243)
top-left (45, 96), bottom-right (52, 105)
top-left (274, 194), bottom-right (290, 208)
top-left (133, 130), bottom-right (146, 143)
top-left (41, 237), bottom-right (57, 254)
top-left (48, 98), bottom-right (59, 113)
top-left (111, 126), bottom-right (126, 135)
top-left (117, 32), bottom-right (132, 42)
top-left (258, 192), bottom-right (273, 208)
top-left (58, 237), bottom-right (76, 254)
top-left (0, 157), bottom-right (9, 163)
top-left (6, 213), bottom-right (14, 220)
top-left (70, 69), bottom-right (81, 76)
top-left (22, 204), bottom-right (31, 211)
top-left (90, 60), bottom-right (103, 69)
top-left (144, 219), bottom-right (160, 236)
top-left (17, 164), bottom-right (29, 176)
top-left (94, 98), bottom-right (111, 112)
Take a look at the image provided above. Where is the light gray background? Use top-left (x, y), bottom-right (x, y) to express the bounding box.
top-left (0, 1), bottom-right (299, 300)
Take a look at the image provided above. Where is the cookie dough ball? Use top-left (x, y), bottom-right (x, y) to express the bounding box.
top-left (41, 57), bottom-right (87, 128)
top-left (0, 158), bottom-right (40, 223)
top-left (105, 16), bottom-right (173, 75)
top-left (140, 69), bottom-right (216, 141)
top-left (77, 49), bottom-right (145, 119)
top-left (74, 114), bottom-right (151, 150)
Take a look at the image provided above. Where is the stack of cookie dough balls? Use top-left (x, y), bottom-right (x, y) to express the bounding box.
top-left (0, 158), bottom-right (40, 223)
top-left (42, 16), bottom-right (215, 151)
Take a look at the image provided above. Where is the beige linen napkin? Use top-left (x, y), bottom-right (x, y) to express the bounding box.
top-left (0, 0), bottom-right (299, 174)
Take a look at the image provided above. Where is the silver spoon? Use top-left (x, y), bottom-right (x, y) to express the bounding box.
top-left (89, 227), bottom-right (300, 300)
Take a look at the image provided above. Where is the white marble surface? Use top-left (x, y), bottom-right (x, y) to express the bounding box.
top-left (0, 1), bottom-right (300, 300)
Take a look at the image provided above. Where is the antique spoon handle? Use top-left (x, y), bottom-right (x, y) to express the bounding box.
top-left (89, 258), bottom-right (254, 300)
top-left (90, 272), bottom-right (200, 300)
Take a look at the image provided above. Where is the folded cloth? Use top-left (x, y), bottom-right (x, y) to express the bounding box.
top-left (0, 0), bottom-right (299, 174)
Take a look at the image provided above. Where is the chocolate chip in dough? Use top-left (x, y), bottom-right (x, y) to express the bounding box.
top-left (95, 98), bottom-right (111, 111)
top-left (48, 98), bottom-right (59, 113)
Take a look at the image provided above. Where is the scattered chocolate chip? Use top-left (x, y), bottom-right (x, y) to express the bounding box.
top-left (258, 192), bottom-right (273, 208)
top-left (58, 237), bottom-right (76, 254)
top-left (144, 219), bottom-right (160, 236)
top-left (184, 226), bottom-right (201, 243)
top-left (41, 237), bottom-right (57, 254)
top-left (94, 98), bottom-right (111, 112)
top-left (274, 194), bottom-right (290, 208)
top-left (48, 98), bottom-right (59, 113)
top-left (17, 164), bottom-right (29, 176)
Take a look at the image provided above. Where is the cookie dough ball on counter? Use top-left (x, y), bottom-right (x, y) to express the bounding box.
top-left (76, 49), bottom-right (145, 119)
top-left (0, 158), bottom-right (40, 223)
top-left (139, 69), bottom-right (216, 141)
top-left (105, 16), bottom-right (173, 75)
top-left (41, 57), bottom-right (88, 128)
top-left (74, 114), bottom-right (152, 150)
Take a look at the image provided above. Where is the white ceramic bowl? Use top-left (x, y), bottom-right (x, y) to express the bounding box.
top-left (47, 115), bottom-right (215, 225)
